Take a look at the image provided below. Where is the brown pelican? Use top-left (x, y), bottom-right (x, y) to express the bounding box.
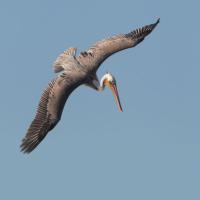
top-left (21, 18), bottom-right (160, 153)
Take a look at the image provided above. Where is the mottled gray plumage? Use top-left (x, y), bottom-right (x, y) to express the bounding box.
top-left (21, 19), bottom-right (159, 153)
top-left (53, 47), bottom-right (79, 73)
top-left (76, 18), bottom-right (159, 72)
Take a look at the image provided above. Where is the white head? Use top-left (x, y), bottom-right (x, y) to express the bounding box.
top-left (100, 72), bottom-right (123, 112)
top-left (100, 72), bottom-right (116, 87)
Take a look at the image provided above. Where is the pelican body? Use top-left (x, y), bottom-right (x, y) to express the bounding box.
top-left (21, 19), bottom-right (160, 153)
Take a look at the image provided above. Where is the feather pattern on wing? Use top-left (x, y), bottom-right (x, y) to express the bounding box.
top-left (21, 72), bottom-right (85, 153)
top-left (53, 47), bottom-right (80, 73)
top-left (76, 18), bottom-right (160, 72)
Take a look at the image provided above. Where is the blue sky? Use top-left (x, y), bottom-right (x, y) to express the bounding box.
top-left (0, 0), bottom-right (200, 199)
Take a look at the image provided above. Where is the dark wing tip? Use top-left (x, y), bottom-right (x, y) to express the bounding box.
top-left (20, 138), bottom-right (38, 154)
top-left (20, 137), bottom-right (38, 154)
top-left (125, 18), bottom-right (160, 41)
top-left (156, 18), bottom-right (160, 24)
top-left (20, 116), bottom-right (53, 154)
top-left (148, 17), bottom-right (160, 32)
top-left (20, 118), bottom-right (57, 153)
top-left (20, 127), bottom-right (47, 154)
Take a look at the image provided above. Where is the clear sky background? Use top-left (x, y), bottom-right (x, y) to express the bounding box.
top-left (0, 0), bottom-right (199, 199)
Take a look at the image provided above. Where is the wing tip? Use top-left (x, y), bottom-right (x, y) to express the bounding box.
top-left (126, 18), bottom-right (160, 39)
top-left (149, 17), bottom-right (160, 30)
top-left (151, 17), bottom-right (160, 31)
top-left (156, 18), bottom-right (160, 24)
top-left (20, 137), bottom-right (38, 154)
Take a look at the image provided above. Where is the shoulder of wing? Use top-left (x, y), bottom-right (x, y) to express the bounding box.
top-left (53, 47), bottom-right (81, 73)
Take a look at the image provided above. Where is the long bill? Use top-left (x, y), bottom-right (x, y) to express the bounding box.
top-left (109, 82), bottom-right (123, 112)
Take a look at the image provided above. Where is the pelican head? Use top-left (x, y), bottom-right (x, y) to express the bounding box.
top-left (100, 72), bottom-right (123, 112)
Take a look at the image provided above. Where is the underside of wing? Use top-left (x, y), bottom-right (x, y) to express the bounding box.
top-left (77, 18), bottom-right (160, 72)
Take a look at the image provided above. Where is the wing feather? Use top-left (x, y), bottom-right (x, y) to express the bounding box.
top-left (53, 47), bottom-right (79, 73)
top-left (20, 73), bottom-right (83, 153)
top-left (77, 18), bottom-right (160, 72)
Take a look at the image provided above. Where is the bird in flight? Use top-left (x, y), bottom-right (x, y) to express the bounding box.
top-left (21, 18), bottom-right (160, 153)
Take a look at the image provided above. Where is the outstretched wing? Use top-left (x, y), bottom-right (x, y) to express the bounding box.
top-left (53, 47), bottom-right (80, 73)
top-left (77, 18), bottom-right (160, 72)
top-left (21, 73), bottom-right (83, 153)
